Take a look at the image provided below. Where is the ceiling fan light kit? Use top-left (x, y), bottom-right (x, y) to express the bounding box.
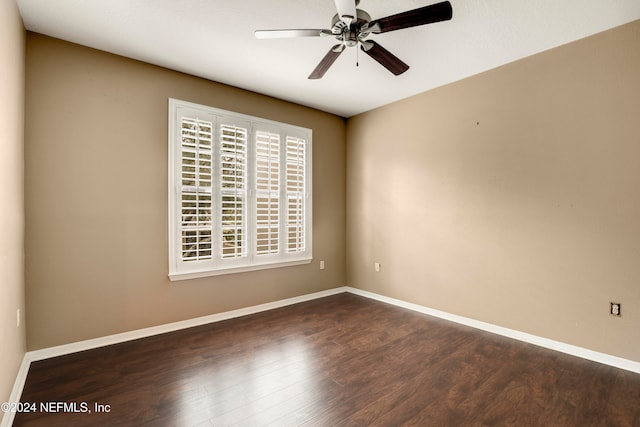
top-left (255, 0), bottom-right (453, 79)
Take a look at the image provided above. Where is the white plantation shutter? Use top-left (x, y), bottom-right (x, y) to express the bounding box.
top-left (219, 124), bottom-right (248, 259)
top-left (255, 131), bottom-right (280, 256)
top-left (180, 117), bottom-right (213, 262)
top-left (286, 136), bottom-right (307, 253)
top-left (168, 99), bottom-right (311, 280)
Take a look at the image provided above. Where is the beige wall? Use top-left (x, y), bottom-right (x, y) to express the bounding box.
top-left (347, 21), bottom-right (640, 361)
top-left (0, 0), bottom-right (26, 409)
top-left (25, 34), bottom-right (346, 350)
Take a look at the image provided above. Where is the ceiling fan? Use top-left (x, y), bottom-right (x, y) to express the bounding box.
top-left (255, 0), bottom-right (453, 79)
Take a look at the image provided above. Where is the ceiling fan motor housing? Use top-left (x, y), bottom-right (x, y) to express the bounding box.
top-left (331, 9), bottom-right (372, 47)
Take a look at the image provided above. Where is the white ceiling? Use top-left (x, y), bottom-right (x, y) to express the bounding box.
top-left (17, 0), bottom-right (640, 117)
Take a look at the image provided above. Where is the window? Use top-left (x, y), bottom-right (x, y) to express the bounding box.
top-left (168, 99), bottom-right (312, 280)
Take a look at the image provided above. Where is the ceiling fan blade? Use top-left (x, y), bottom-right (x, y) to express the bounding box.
top-left (368, 1), bottom-right (452, 34)
top-left (308, 44), bottom-right (346, 80)
top-left (255, 29), bottom-right (332, 39)
top-left (334, 0), bottom-right (357, 24)
top-left (360, 41), bottom-right (409, 76)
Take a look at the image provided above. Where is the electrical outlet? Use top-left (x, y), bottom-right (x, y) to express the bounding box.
top-left (374, 262), bottom-right (381, 273)
top-left (320, 260), bottom-right (325, 270)
top-left (610, 302), bottom-right (621, 317)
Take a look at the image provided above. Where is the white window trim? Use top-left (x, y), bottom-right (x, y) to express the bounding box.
top-left (168, 99), bottom-right (312, 281)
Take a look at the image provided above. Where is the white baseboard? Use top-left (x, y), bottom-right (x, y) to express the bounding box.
top-left (27, 286), bottom-right (348, 362)
top-left (4, 284), bottom-right (639, 427)
top-left (345, 286), bottom-right (640, 374)
top-left (24, 285), bottom-right (640, 374)
top-left (0, 356), bottom-right (31, 427)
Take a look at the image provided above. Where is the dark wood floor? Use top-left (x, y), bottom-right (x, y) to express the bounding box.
top-left (14, 293), bottom-right (640, 426)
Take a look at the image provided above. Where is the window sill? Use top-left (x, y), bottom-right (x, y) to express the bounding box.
top-left (169, 258), bottom-right (313, 281)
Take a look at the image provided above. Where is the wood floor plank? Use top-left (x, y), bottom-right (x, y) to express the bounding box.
top-left (13, 293), bottom-right (640, 426)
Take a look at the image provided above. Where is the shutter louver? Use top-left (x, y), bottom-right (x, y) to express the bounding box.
top-left (220, 124), bottom-right (248, 259)
top-left (180, 117), bottom-right (213, 262)
top-left (286, 136), bottom-right (306, 253)
top-left (256, 131), bottom-right (280, 255)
